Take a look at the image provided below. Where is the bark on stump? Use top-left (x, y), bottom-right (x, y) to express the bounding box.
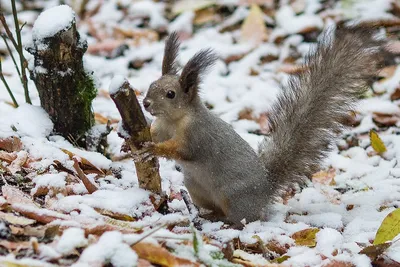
top-left (109, 77), bottom-right (162, 194)
top-left (27, 7), bottom-right (96, 141)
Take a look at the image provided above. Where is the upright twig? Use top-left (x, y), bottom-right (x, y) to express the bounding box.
top-left (0, 60), bottom-right (19, 107)
top-left (0, 13), bottom-right (18, 48)
top-left (10, 0), bottom-right (31, 104)
top-left (109, 77), bottom-right (163, 194)
top-left (1, 34), bottom-right (21, 77)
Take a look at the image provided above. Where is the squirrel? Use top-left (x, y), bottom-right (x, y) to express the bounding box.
top-left (140, 26), bottom-right (388, 225)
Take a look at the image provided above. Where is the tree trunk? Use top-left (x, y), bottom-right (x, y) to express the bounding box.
top-left (27, 8), bottom-right (96, 142)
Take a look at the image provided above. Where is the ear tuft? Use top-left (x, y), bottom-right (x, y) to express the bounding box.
top-left (179, 48), bottom-right (218, 94)
top-left (162, 32), bottom-right (180, 75)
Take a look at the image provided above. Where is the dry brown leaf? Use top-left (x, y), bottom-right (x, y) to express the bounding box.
top-left (2, 185), bottom-right (38, 207)
top-left (0, 211), bottom-right (36, 226)
top-left (11, 204), bottom-right (70, 224)
top-left (172, 0), bottom-right (216, 15)
top-left (312, 168), bottom-right (336, 186)
top-left (0, 240), bottom-right (31, 251)
top-left (390, 87), bottom-right (400, 101)
top-left (266, 240), bottom-right (288, 255)
top-left (138, 259), bottom-right (153, 267)
top-left (194, 8), bottom-right (219, 25)
top-left (0, 151), bottom-right (17, 163)
top-left (378, 65), bottom-right (397, 79)
top-left (359, 242), bottom-right (391, 261)
top-left (0, 136), bottom-right (22, 152)
top-left (240, 4), bottom-right (268, 44)
top-left (133, 242), bottom-right (201, 267)
top-left (87, 40), bottom-right (125, 54)
top-left (8, 151), bottom-right (28, 175)
top-left (278, 64), bottom-right (307, 74)
top-left (239, 0), bottom-right (274, 8)
top-left (372, 113), bottom-right (399, 127)
top-left (321, 260), bottom-right (353, 267)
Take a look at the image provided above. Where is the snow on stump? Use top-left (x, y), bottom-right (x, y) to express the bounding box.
top-left (27, 5), bottom-right (96, 142)
top-left (109, 76), bottom-right (163, 195)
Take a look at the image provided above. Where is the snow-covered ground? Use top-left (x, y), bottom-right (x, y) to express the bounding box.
top-left (0, 0), bottom-right (400, 266)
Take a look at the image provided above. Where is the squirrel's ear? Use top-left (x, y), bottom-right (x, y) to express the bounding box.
top-left (179, 48), bottom-right (217, 97)
top-left (162, 32), bottom-right (180, 76)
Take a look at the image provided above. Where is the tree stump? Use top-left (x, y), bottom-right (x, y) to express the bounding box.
top-left (27, 5), bottom-right (96, 142)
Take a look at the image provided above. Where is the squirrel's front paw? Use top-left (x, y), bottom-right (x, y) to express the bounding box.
top-left (132, 142), bottom-right (156, 162)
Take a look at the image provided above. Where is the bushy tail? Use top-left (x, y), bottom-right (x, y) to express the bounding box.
top-left (260, 26), bottom-right (387, 196)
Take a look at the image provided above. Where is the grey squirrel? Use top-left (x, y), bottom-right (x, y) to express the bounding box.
top-left (140, 26), bottom-right (388, 225)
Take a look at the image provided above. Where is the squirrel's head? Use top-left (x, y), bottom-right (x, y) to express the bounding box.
top-left (143, 32), bottom-right (217, 120)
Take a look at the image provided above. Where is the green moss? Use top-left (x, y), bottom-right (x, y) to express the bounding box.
top-left (75, 71), bottom-right (97, 135)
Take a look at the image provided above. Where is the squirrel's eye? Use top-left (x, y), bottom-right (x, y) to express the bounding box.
top-left (166, 90), bottom-right (175, 99)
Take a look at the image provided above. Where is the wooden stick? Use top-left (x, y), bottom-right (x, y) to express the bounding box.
top-left (109, 78), bottom-right (162, 194)
top-left (73, 157), bottom-right (98, 194)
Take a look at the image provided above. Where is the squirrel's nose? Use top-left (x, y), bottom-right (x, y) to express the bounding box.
top-left (143, 99), bottom-right (151, 109)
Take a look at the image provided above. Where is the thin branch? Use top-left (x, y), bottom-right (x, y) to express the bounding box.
top-left (0, 60), bottom-right (19, 107)
top-left (72, 157), bottom-right (98, 194)
top-left (11, 0), bottom-right (31, 104)
top-left (1, 34), bottom-right (21, 77)
top-left (0, 12), bottom-right (18, 49)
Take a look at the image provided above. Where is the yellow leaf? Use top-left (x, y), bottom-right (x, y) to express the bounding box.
top-left (240, 4), bottom-right (268, 44)
top-left (369, 130), bottom-right (387, 154)
top-left (373, 208), bottom-right (400, 245)
top-left (291, 228), bottom-right (319, 247)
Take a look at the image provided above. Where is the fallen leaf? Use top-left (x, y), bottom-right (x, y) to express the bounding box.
top-left (312, 168), bottom-right (336, 185)
top-left (291, 228), bottom-right (319, 247)
top-left (172, 0), bottom-right (216, 15)
top-left (0, 136), bottom-right (22, 152)
top-left (8, 151), bottom-right (28, 175)
top-left (133, 242), bottom-right (201, 267)
top-left (0, 151), bottom-right (17, 163)
top-left (321, 260), bottom-right (353, 267)
top-left (378, 65), bottom-right (397, 79)
top-left (277, 64), bottom-right (307, 74)
top-left (372, 113), bottom-right (399, 127)
top-left (273, 255), bottom-right (290, 264)
top-left (240, 4), bottom-right (268, 44)
top-left (370, 130), bottom-right (387, 154)
top-left (266, 240), bottom-right (288, 255)
top-left (374, 208), bottom-right (400, 245)
top-left (0, 240), bottom-right (31, 251)
top-left (94, 208), bottom-right (135, 221)
top-left (194, 8), bottom-right (219, 26)
top-left (359, 242), bottom-right (391, 261)
top-left (390, 87), bottom-right (400, 101)
top-left (0, 211), bottom-right (36, 226)
top-left (2, 185), bottom-right (38, 207)
top-left (11, 204), bottom-right (70, 224)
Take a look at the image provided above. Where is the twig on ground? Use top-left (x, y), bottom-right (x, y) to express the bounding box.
top-left (131, 223), bottom-right (167, 246)
top-left (72, 157), bottom-right (98, 193)
top-left (180, 189), bottom-right (202, 229)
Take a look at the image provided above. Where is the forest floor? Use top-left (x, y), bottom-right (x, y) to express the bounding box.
top-left (0, 0), bottom-right (400, 266)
